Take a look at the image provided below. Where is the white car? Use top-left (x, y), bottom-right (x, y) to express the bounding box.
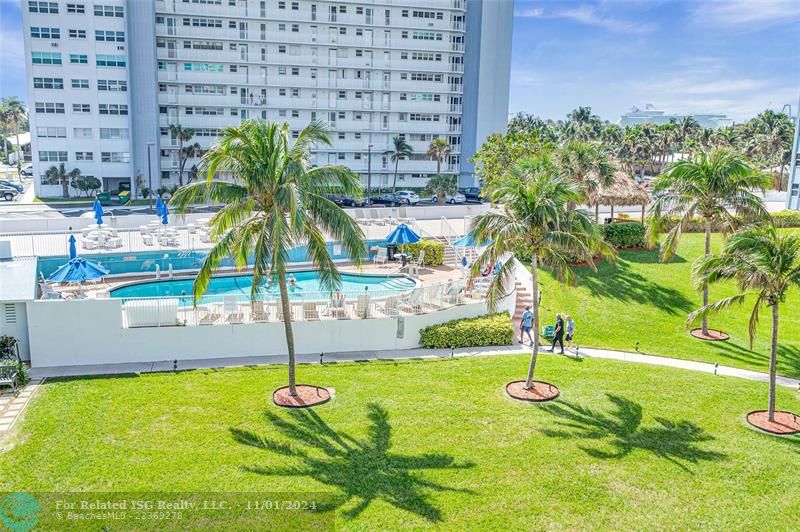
top-left (19, 165), bottom-right (34, 177)
top-left (0, 185), bottom-right (20, 201)
top-left (393, 190), bottom-right (420, 205)
top-left (445, 192), bottom-right (466, 204)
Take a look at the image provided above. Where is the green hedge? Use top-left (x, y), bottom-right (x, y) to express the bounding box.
top-left (602, 222), bottom-right (646, 249)
top-left (660, 211), bottom-right (800, 232)
top-left (773, 210), bottom-right (800, 228)
top-left (419, 312), bottom-right (513, 348)
top-left (404, 239), bottom-right (444, 266)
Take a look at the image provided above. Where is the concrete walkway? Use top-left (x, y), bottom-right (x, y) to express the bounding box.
top-left (30, 344), bottom-right (800, 389)
top-left (0, 378), bottom-right (44, 435)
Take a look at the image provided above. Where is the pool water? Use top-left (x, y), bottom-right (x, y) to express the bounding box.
top-left (37, 240), bottom-right (385, 279)
top-left (109, 271), bottom-right (416, 302)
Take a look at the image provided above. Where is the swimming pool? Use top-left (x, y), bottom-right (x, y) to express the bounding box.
top-left (37, 240), bottom-right (384, 279)
top-left (109, 270), bottom-right (417, 303)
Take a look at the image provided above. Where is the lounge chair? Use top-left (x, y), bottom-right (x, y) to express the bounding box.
top-left (198, 308), bottom-right (220, 325)
top-left (303, 301), bottom-right (320, 321)
top-left (142, 234), bottom-right (154, 246)
top-left (373, 247), bottom-right (388, 266)
top-left (422, 284), bottom-right (443, 309)
top-left (224, 295), bottom-right (243, 324)
top-left (356, 294), bottom-right (371, 319)
top-left (379, 295), bottom-right (399, 317)
top-left (443, 280), bottom-right (465, 305)
top-left (251, 300), bottom-right (268, 322)
top-left (397, 207), bottom-right (414, 225)
top-left (38, 281), bottom-right (63, 300)
top-left (399, 289), bottom-right (423, 314)
top-left (369, 209), bottom-right (386, 226)
top-left (353, 209), bottom-right (371, 225)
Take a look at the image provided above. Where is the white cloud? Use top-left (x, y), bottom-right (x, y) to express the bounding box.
top-left (691, 0), bottom-right (800, 29)
top-left (515, 3), bottom-right (654, 34)
top-left (0, 28), bottom-right (24, 72)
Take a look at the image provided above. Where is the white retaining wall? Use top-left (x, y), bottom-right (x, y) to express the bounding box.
top-left (26, 292), bottom-right (513, 369)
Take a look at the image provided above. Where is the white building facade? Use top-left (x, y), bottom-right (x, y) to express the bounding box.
top-left (22, 0), bottom-right (513, 198)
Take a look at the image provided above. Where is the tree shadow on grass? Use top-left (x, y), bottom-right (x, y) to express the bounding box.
top-left (619, 246), bottom-right (688, 265)
top-left (540, 394), bottom-right (726, 473)
top-left (706, 342), bottom-right (800, 378)
top-left (230, 403), bottom-right (475, 522)
top-left (574, 258), bottom-right (694, 316)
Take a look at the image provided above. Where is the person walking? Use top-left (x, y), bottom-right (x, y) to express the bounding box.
top-left (565, 315), bottom-right (575, 351)
top-left (549, 313), bottom-right (565, 354)
top-left (519, 305), bottom-right (534, 345)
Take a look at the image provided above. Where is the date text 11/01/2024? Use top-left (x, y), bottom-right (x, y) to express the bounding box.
top-left (54, 499), bottom-right (319, 511)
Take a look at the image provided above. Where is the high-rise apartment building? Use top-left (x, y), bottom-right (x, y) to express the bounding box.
top-left (22, 0), bottom-right (513, 198)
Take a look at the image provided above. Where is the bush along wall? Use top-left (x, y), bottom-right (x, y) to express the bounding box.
top-left (660, 210), bottom-right (800, 232)
top-left (419, 312), bottom-right (514, 348)
top-left (602, 222), bottom-right (646, 249)
top-left (403, 239), bottom-right (444, 266)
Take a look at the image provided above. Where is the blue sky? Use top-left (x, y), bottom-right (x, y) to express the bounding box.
top-left (1, 0), bottom-right (798, 122)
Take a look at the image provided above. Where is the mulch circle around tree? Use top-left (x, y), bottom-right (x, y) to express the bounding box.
top-left (568, 256), bottom-right (603, 268)
top-left (746, 410), bottom-right (800, 435)
top-left (273, 385), bottom-right (331, 408)
top-left (690, 328), bottom-right (730, 341)
top-left (506, 380), bottom-right (560, 402)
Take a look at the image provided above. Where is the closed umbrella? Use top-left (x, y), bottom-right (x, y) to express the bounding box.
top-left (92, 197), bottom-right (104, 225)
top-left (68, 234), bottom-right (77, 260)
top-left (161, 201), bottom-right (169, 225)
top-left (155, 196), bottom-right (165, 217)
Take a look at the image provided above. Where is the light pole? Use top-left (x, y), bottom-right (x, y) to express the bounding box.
top-left (366, 144), bottom-right (373, 205)
top-left (146, 141), bottom-right (155, 211)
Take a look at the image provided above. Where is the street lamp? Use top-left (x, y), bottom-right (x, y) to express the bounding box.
top-left (366, 144), bottom-right (373, 205)
top-left (146, 141), bottom-right (155, 211)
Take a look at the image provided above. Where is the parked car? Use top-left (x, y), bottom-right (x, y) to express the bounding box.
top-left (1, 185), bottom-right (20, 201)
top-left (371, 193), bottom-right (399, 206)
top-left (19, 165), bottom-right (33, 177)
top-left (393, 190), bottom-right (420, 205)
top-left (444, 192), bottom-right (466, 204)
top-left (0, 180), bottom-right (23, 192)
top-left (459, 187), bottom-right (485, 202)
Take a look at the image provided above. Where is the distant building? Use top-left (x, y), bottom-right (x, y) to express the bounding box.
top-left (786, 96), bottom-right (800, 211)
top-left (5, 132), bottom-right (32, 165)
top-left (618, 105), bottom-right (734, 129)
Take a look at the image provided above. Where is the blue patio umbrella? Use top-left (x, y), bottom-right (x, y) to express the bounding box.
top-left (68, 234), bottom-right (77, 260)
top-left (160, 201), bottom-right (169, 225)
top-left (92, 197), bottom-right (104, 225)
top-left (452, 233), bottom-right (490, 248)
top-left (155, 195), bottom-right (165, 216)
top-left (48, 257), bottom-right (109, 283)
top-left (385, 223), bottom-right (420, 245)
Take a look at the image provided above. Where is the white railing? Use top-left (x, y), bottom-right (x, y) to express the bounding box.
top-left (118, 279), bottom-right (490, 328)
top-left (439, 216), bottom-right (460, 245)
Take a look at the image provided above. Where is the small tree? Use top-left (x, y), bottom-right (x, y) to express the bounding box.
top-left (169, 124), bottom-right (196, 186)
top-left (44, 163), bottom-right (81, 199)
top-left (426, 138), bottom-right (451, 175)
top-left (389, 136), bottom-right (412, 193)
top-left (689, 224), bottom-right (800, 423)
top-left (425, 174), bottom-right (457, 205)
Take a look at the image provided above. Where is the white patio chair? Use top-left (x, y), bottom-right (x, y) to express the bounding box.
top-left (373, 247), bottom-right (388, 266)
top-left (224, 295), bottom-right (243, 324)
top-left (356, 294), bottom-right (371, 319)
top-left (369, 209), bottom-right (386, 226)
top-left (397, 207), bottom-right (415, 225)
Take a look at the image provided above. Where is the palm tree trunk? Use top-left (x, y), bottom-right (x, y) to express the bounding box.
top-left (702, 217), bottom-right (711, 336)
top-left (777, 164), bottom-right (785, 192)
top-left (436, 159), bottom-right (441, 175)
top-left (525, 253), bottom-right (540, 389)
top-left (277, 273), bottom-right (298, 396)
top-left (14, 128), bottom-right (22, 174)
top-left (392, 159), bottom-right (399, 193)
top-left (177, 141), bottom-right (184, 186)
top-left (768, 302), bottom-right (778, 422)
top-left (595, 202), bottom-right (599, 223)
top-left (61, 173), bottom-right (70, 199)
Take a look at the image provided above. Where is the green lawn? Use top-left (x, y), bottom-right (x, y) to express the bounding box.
top-left (536, 231), bottom-right (800, 378)
top-left (2, 355), bottom-right (799, 529)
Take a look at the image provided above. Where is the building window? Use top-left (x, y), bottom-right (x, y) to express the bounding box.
top-left (31, 27), bottom-right (60, 39)
top-left (291, 110), bottom-right (299, 118)
top-left (66, 3), bottom-right (85, 13)
top-left (95, 30), bottom-right (125, 42)
top-left (73, 128), bottom-right (92, 138)
top-left (278, 45), bottom-right (286, 53)
top-left (39, 151), bottom-right (68, 162)
top-left (97, 80), bottom-right (127, 91)
top-left (31, 52), bottom-right (61, 65)
top-left (33, 77), bottom-right (64, 89)
top-left (183, 63), bottom-right (223, 72)
top-left (100, 128), bottom-right (129, 139)
top-left (75, 151), bottom-right (93, 161)
top-left (69, 54), bottom-right (88, 64)
top-left (68, 29), bottom-right (86, 38)
top-left (101, 152), bottom-right (130, 163)
top-left (99, 104), bottom-right (128, 115)
top-left (96, 55), bottom-right (126, 67)
top-left (291, 67), bottom-right (299, 75)
top-left (291, 24), bottom-right (299, 32)
top-left (36, 127), bottom-right (66, 138)
top-left (35, 102), bottom-right (64, 114)
top-left (94, 4), bottom-right (124, 17)
top-left (72, 104), bottom-right (91, 113)
top-left (28, 1), bottom-right (58, 14)
top-left (278, 66), bottom-right (286, 75)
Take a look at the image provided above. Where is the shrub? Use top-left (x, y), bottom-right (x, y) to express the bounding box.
top-left (419, 312), bottom-right (513, 348)
top-left (773, 210), bottom-right (800, 228)
top-left (404, 239), bottom-right (444, 266)
top-left (602, 222), bottom-right (646, 249)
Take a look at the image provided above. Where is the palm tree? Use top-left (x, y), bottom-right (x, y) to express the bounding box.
top-left (647, 149), bottom-right (770, 337)
top-left (426, 137), bottom-right (451, 175)
top-left (676, 116), bottom-right (700, 157)
top-left (388, 136), bottom-right (412, 193)
top-left (169, 124), bottom-right (196, 186)
top-left (44, 163), bottom-right (81, 199)
top-left (1, 97), bottom-right (27, 174)
top-left (180, 142), bottom-right (203, 184)
top-left (556, 141), bottom-right (616, 218)
top-left (0, 105), bottom-right (10, 163)
top-left (171, 120), bottom-right (366, 398)
top-left (689, 224), bottom-right (800, 423)
top-left (470, 155), bottom-right (615, 390)
top-left (748, 110), bottom-right (794, 191)
top-left (425, 173), bottom-right (456, 205)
